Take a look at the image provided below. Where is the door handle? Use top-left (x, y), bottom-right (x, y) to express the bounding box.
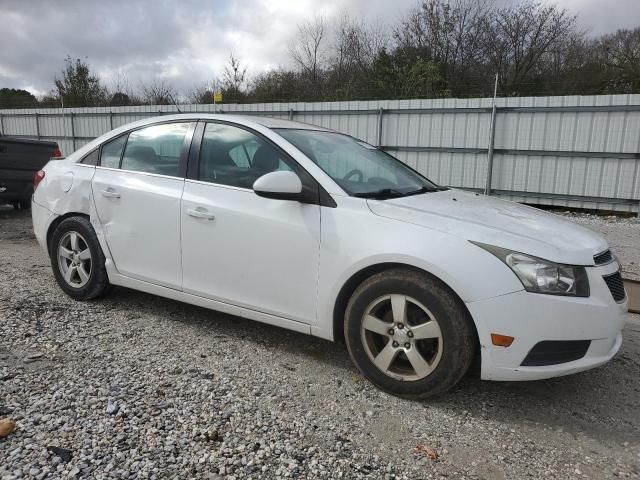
top-left (100, 188), bottom-right (120, 198)
top-left (186, 207), bottom-right (215, 220)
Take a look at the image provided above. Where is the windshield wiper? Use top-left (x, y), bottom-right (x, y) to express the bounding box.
top-left (353, 188), bottom-right (408, 199)
top-left (402, 186), bottom-right (447, 196)
top-left (354, 185), bottom-right (447, 199)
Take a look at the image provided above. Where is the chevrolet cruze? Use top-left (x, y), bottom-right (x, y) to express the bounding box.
top-left (31, 114), bottom-right (628, 398)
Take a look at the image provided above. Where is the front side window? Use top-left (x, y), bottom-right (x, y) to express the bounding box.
top-left (120, 122), bottom-right (191, 177)
top-left (100, 135), bottom-right (126, 168)
top-left (276, 129), bottom-right (440, 198)
top-left (198, 123), bottom-right (293, 189)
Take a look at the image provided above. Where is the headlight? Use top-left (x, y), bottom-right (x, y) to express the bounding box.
top-left (471, 242), bottom-right (589, 297)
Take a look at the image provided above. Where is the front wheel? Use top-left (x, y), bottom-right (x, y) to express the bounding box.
top-left (50, 216), bottom-right (111, 300)
top-left (344, 268), bottom-right (476, 399)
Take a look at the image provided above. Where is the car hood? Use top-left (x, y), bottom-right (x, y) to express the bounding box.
top-left (367, 189), bottom-right (608, 265)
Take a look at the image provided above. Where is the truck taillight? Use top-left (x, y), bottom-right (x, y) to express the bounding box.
top-left (33, 170), bottom-right (45, 191)
top-left (51, 147), bottom-right (63, 158)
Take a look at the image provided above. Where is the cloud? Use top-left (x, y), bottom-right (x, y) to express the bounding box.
top-left (0, 0), bottom-right (637, 97)
top-left (554, 0), bottom-right (640, 36)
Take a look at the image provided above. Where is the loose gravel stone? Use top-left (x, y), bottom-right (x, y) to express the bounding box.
top-left (1, 205), bottom-right (639, 479)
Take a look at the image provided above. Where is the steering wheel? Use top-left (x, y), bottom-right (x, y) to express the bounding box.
top-left (343, 169), bottom-right (364, 182)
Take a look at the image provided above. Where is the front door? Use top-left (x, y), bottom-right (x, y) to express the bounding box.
top-left (91, 121), bottom-right (194, 289)
top-left (180, 122), bottom-right (321, 323)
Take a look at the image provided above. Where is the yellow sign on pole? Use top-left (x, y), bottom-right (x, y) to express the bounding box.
top-left (213, 92), bottom-right (223, 103)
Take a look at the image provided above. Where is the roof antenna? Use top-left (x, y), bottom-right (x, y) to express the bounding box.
top-left (168, 93), bottom-right (182, 113)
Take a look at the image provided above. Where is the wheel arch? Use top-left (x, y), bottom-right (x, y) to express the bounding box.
top-left (46, 212), bottom-right (90, 257)
top-left (332, 262), bottom-right (480, 365)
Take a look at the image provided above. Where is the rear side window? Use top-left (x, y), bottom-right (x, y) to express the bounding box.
top-left (121, 122), bottom-right (190, 177)
top-left (80, 149), bottom-right (99, 166)
top-left (100, 135), bottom-right (126, 168)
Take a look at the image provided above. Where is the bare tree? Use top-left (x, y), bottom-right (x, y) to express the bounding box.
top-left (596, 28), bottom-right (640, 92)
top-left (484, 1), bottom-right (577, 94)
top-left (289, 16), bottom-right (327, 84)
top-left (222, 54), bottom-right (247, 97)
top-left (334, 14), bottom-right (388, 73)
top-left (395, 0), bottom-right (493, 95)
top-left (188, 80), bottom-right (217, 104)
top-left (328, 14), bottom-right (390, 97)
top-left (397, 1), bottom-right (492, 67)
top-left (141, 80), bottom-right (178, 105)
top-left (108, 69), bottom-right (139, 105)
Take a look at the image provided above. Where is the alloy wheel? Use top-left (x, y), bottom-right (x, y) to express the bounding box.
top-left (57, 231), bottom-right (92, 288)
top-left (360, 294), bottom-right (443, 381)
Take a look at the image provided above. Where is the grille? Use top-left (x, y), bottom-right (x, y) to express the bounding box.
top-left (603, 272), bottom-right (626, 302)
top-left (521, 340), bottom-right (591, 366)
top-left (594, 249), bottom-right (613, 265)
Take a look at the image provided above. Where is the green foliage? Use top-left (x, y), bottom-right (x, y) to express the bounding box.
top-left (251, 70), bottom-right (301, 102)
top-left (109, 92), bottom-right (131, 106)
top-left (597, 27), bottom-right (640, 93)
top-left (53, 56), bottom-right (107, 107)
top-left (0, 88), bottom-right (38, 108)
top-left (372, 49), bottom-right (443, 98)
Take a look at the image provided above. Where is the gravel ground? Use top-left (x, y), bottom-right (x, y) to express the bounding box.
top-left (1, 207), bottom-right (639, 480)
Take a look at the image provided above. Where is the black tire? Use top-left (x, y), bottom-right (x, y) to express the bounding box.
top-left (12, 199), bottom-right (30, 210)
top-left (344, 268), bottom-right (475, 399)
top-left (49, 216), bottom-right (111, 300)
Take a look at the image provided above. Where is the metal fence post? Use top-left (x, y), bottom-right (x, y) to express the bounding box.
top-left (70, 112), bottom-right (76, 151)
top-left (377, 108), bottom-right (384, 147)
top-left (0, 113), bottom-right (4, 135)
top-left (484, 74), bottom-right (499, 195)
top-left (288, 109), bottom-right (294, 121)
top-left (109, 111), bottom-right (114, 130)
top-left (35, 113), bottom-right (41, 140)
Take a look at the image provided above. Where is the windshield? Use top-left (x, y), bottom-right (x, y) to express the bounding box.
top-left (275, 129), bottom-right (442, 198)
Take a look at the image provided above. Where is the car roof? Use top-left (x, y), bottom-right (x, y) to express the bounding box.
top-left (232, 115), bottom-right (332, 131)
top-left (64, 113), bottom-right (335, 164)
top-left (127, 113), bottom-right (333, 132)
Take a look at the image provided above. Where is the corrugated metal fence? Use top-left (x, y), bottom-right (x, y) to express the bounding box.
top-left (1, 95), bottom-right (639, 213)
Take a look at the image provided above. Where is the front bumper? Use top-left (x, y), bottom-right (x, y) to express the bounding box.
top-left (467, 261), bottom-right (627, 381)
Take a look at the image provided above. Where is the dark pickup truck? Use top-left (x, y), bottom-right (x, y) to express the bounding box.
top-left (0, 136), bottom-right (62, 209)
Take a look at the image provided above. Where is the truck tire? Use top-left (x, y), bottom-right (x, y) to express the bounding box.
top-left (344, 268), bottom-right (475, 399)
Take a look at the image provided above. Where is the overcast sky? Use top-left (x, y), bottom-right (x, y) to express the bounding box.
top-left (1, 0), bottom-right (639, 98)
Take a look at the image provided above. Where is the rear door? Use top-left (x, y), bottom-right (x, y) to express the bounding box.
top-left (91, 121), bottom-right (195, 289)
top-left (180, 121), bottom-right (321, 323)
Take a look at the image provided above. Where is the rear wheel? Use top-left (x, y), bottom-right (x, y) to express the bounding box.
top-left (344, 268), bottom-right (475, 399)
top-left (50, 216), bottom-right (110, 300)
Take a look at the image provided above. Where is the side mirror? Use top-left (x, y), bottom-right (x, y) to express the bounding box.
top-left (253, 171), bottom-right (304, 201)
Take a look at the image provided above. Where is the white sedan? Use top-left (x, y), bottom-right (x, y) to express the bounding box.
top-left (31, 114), bottom-right (627, 398)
